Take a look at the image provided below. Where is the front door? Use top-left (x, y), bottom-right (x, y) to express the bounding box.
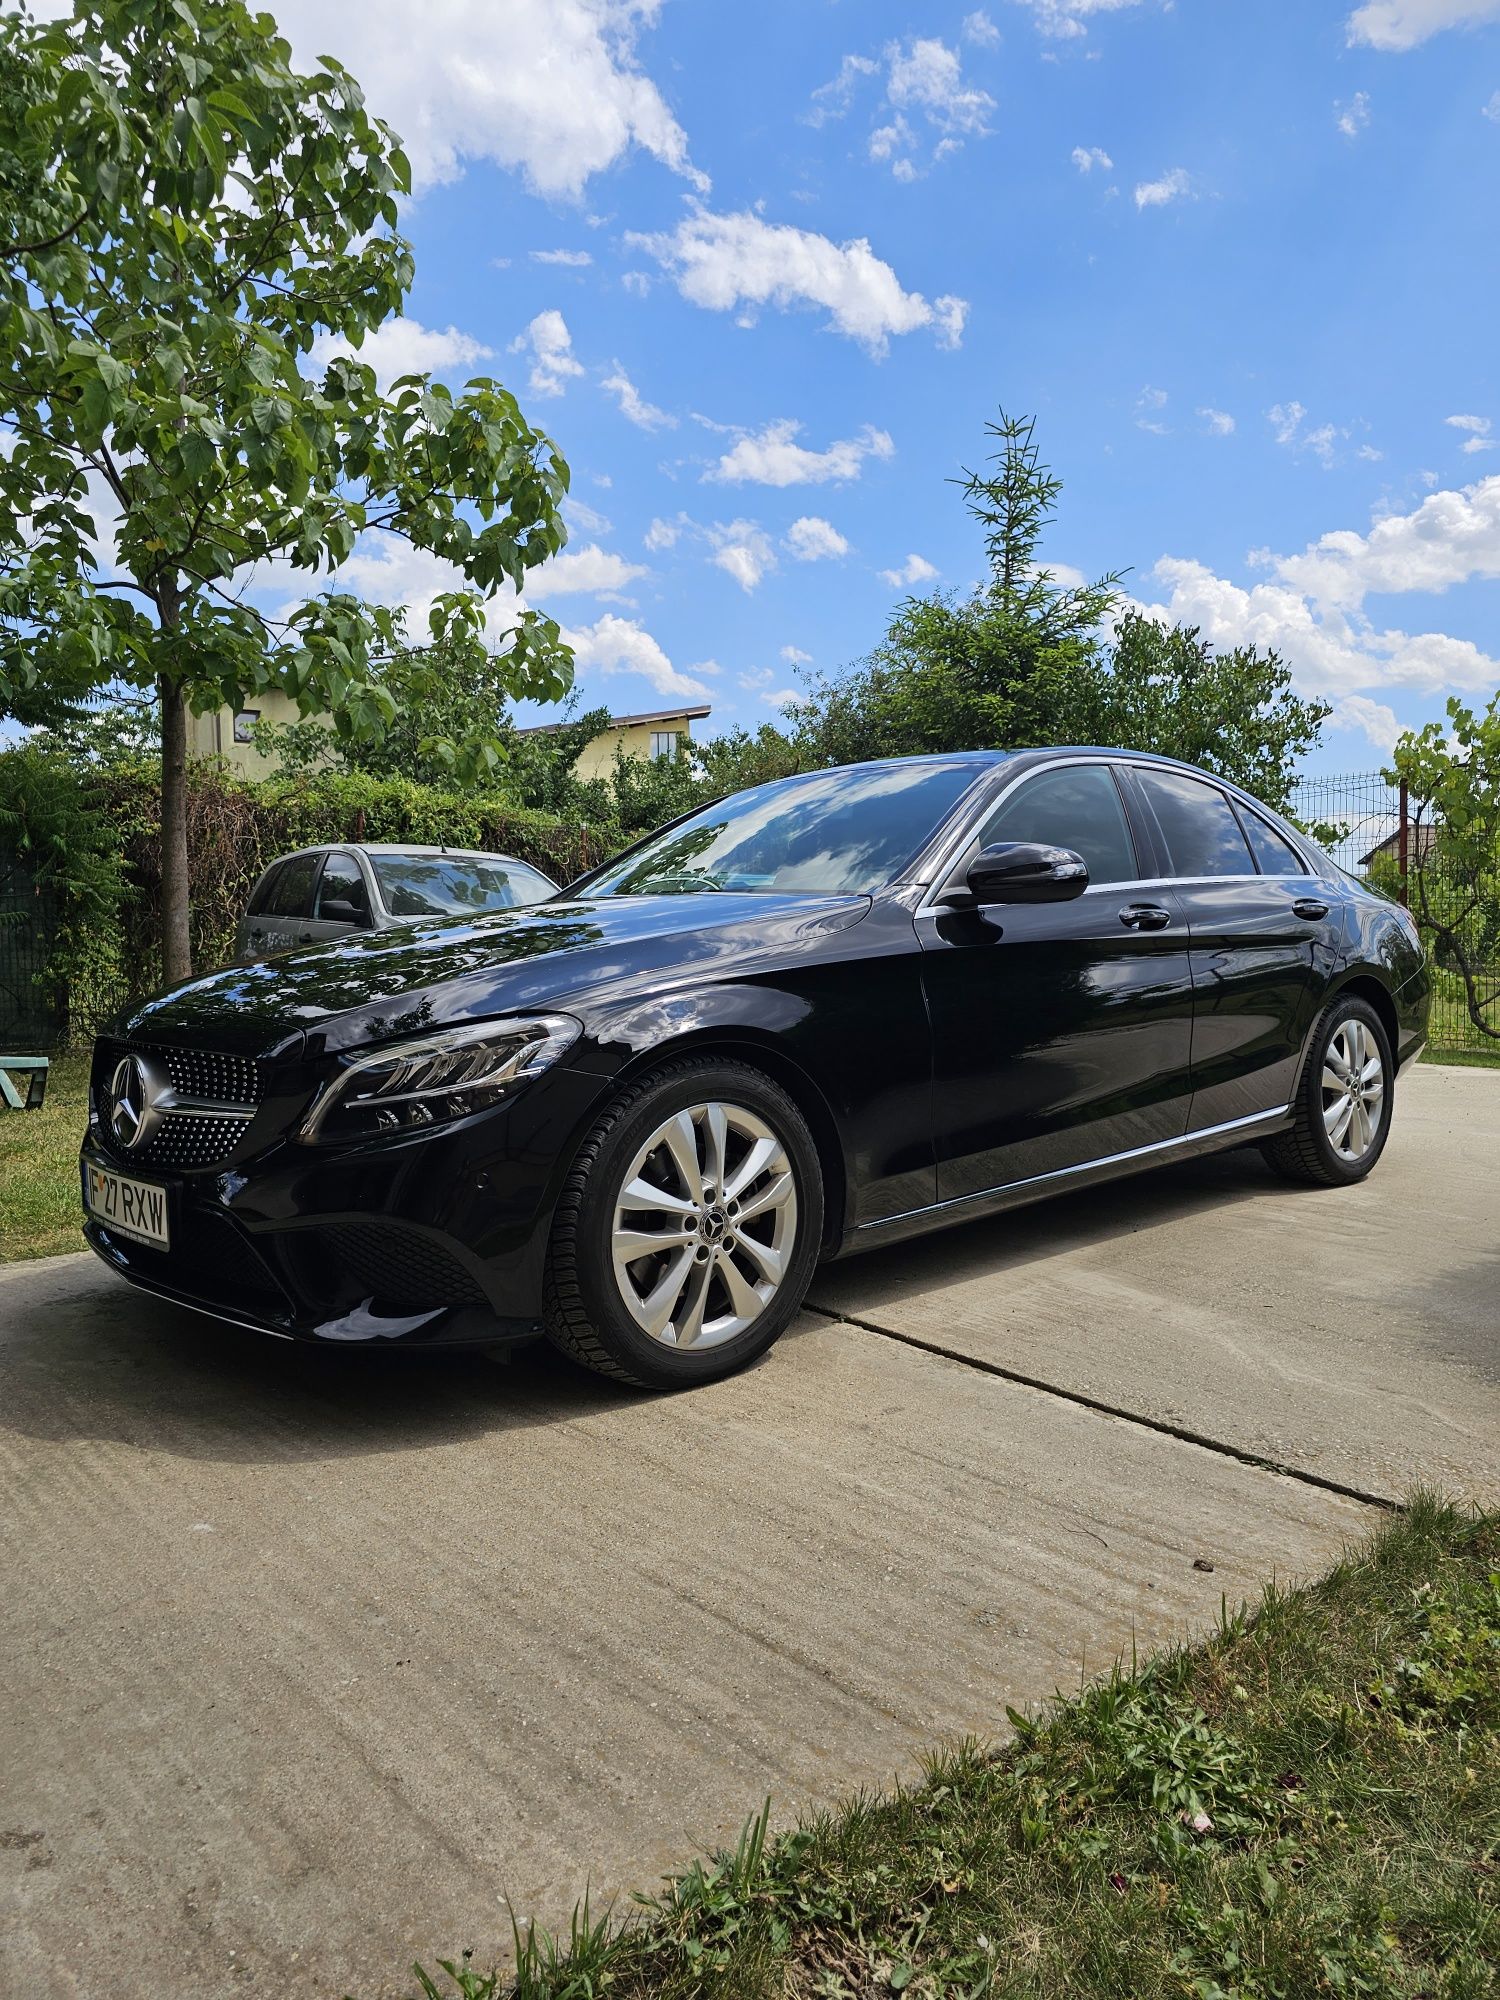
top-left (917, 762), bottom-right (1197, 1204)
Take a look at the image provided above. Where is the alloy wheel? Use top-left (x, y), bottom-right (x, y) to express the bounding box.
top-left (1321, 1016), bottom-right (1385, 1162)
top-left (610, 1100), bottom-right (799, 1350)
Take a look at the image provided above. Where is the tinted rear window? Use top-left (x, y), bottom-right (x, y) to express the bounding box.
top-left (1239, 809), bottom-right (1306, 877)
top-left (1135, 770), bottom-right (1254, 879)
top-left (265, 852), bottom-right (321, 917)
top-left (247, 861), bottom-right (285, 917)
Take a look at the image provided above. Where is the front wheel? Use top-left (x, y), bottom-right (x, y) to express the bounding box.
top-left (1261, 996), bottom-right (1393, 1187)
top-left (543, 1057), bottom-right (824, 1388)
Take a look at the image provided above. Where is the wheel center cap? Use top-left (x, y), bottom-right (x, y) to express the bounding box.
top-left (700, 1207), bottom-right (727, 1242)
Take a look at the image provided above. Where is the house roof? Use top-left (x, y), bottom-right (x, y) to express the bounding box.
top-left (517, 704), bottom-right (711, 739)
top-left (1357, 823), bottom-right (1439, 868)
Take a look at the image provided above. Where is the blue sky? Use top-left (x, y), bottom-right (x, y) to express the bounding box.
top-left (45, 0), bottom-right (1500, 768)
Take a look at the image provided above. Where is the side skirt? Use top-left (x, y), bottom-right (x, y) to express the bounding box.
top-left (837, 1106), bottom-right (1294, 1258)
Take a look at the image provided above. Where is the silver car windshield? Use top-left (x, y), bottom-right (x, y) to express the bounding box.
top-left (370, 854), bottom-right (554, 917)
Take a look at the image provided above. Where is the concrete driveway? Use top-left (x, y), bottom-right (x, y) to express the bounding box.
top-left (2, 1064), bottom-right (1496, 2000)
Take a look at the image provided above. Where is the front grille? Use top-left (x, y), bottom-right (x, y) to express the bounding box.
top-left (140, 1113), bottom-right (255, 1173)
top-left (93, 1040), bottom-right (264, 1174)
top-left (309, 1219), bottom-right (488, 1310)
top-left (160, 1047), bottom-right (261, 1106)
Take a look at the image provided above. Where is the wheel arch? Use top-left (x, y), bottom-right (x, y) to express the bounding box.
top-left (1289, 969), bottom-right (1400, 1106)
top-left (604, 1028), bottom-right (851, 1251)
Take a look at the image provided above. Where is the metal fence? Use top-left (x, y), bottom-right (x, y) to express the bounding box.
top-left (1288, 770), bottom-right (1497, 1057)
top-left (0, 858), bottom-right (64, 1051)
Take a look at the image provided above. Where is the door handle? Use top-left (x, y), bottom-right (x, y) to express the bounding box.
top-left (1118, 902), bottom-right (1172, 931)
top-left (1292, 899), bottom-right (1329, 921)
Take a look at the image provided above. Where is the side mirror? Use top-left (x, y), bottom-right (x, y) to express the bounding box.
top-left (964, 841), bottom-right (1089, 904)
top-left (320, 898), bottom-right (369, 927)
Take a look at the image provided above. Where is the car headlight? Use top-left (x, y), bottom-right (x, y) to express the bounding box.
top-left (297, 1015), bottom-right (581, 1146)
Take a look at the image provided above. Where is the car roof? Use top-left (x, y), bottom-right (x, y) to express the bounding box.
top-left (262, 844), bottom-right (541, 864)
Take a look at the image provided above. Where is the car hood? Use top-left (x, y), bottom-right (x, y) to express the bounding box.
top-left (109, 892), bottom-right (874, 1057)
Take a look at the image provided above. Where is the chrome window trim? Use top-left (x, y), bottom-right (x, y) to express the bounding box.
top-left (913, 754), bottom-right (1134, 911)
top-left (914, 753), bottom-right (1335, 912)
top-left (858, 1104), bottom-right (1290, 1235)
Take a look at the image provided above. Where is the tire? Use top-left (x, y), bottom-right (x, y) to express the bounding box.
top-left (543, 1056), bottom-right (824, 1389)
top-left (1260, 995), bottom-right (1394, 1188)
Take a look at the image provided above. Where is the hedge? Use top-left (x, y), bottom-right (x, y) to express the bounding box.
top-left (2, 752), bottom-right (617, 1038)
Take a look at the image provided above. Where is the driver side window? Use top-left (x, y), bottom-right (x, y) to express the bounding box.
top-left (977, 765), bottom-right (1139, 887)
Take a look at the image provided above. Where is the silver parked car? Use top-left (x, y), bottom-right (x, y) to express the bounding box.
top-left (234, 844), bottom-right (559, 961)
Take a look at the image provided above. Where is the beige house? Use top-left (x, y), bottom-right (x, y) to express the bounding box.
top-left (517, 704), bottom-right (712, 781)
top-left (189, 697), bottom-right (712, 782)
top-left (186, 689), bottom-right (308, 781)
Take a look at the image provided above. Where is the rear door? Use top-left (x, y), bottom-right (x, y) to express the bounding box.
top-left (1124, 766), bottom-right (1346, 1131)
top-left (917, 760), bottom-right (1196, 1204)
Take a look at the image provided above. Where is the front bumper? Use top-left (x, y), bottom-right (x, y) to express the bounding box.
top-left (81, 1063), bottom-right (612, 1346)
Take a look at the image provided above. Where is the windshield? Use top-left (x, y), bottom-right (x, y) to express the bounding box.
top-left (371, 854), bottom-right (555, 918)
top-left (584, 762), bottom-right (984, 898)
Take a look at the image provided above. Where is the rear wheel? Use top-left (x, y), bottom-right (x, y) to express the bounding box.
top-left (1261, 995), bottom-right (1393, 1187)
top-left (543, 1057), bottom-right (823, 1388)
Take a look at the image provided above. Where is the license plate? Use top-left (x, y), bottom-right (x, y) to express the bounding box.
top-left (83, 1158), bottom-right (170, 1249)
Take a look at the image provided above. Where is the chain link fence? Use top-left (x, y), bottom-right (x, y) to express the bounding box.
top-left (1288, 771), bottom-right (1498, 1058)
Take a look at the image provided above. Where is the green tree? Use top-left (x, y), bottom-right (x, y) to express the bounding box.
top-left (1, 0), bottom-right (572, 983)
top-left (789, 412), bottom-right (1118, 764)
top-left (1089, 614), bottom-right (1329, 810)
top-left (1388, 694), bottom-right (1500, 1042)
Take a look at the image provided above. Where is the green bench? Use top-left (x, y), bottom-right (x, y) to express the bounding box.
top-left (0, 1055), bottom-right (50, 1111)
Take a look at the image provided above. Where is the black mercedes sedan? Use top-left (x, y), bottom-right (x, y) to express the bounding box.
top-left (81, 749), bottom-right (1430, 1387)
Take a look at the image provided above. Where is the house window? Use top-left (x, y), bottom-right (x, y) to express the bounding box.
top-left (649, 730), bottom-right (680, 760)
top-left (232, 710), bottom-right (260, 745)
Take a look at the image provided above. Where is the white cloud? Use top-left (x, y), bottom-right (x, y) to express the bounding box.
top-left (566, 497), bottom-right (613, 536)
top-left (562, 613), bottom-right (713, 701)
top-left (1198, 407), bottom-right (1236, 437)
top-left (1484, 89), bottom-right (1500, 120)
top-left (261, 0), bottom-right (707, 196)
top-left (510, 310), bottom-right (584, 398)
top-left (708, 520), bottom-right (777, 592)
top-left (808, 52), bottom-right (881, 123)
top-left (1268, 401), bottom-right (1354, 466)
top-left (626, 208), bottom-right (967, 352)
top-left (1356, 444), bottom-right (1386, 461)
top-left (1333, 695), bottom-right (1402, 751)
top-left (1131, 475), bottom-right (1500, 705)
top-left (703, 419), bottom-right (895, 486)
top-left (621, 271), bottom-right (653, 297)
top-left (1134, 166), bottom-right (1192, 209)
top-left (1016, 0), bottom-right (1151, 39)
top-left (780, 644), bottom-right (814, 665)
top-left (1135, 384), bottom-right (1170, 435)
top-left (1071, 145), bottom-right (1113, 171)
top-left (644, 514), bottom-right (686, 551)
top-left (1446, 413), bottom-right (1496, 453)
top-left (963, 9), bottom-right (1002, 44)
top-left (530, 544), bottom-right (647, 599)
top-left (814, 36), bottom-right (993, 177)
top-left (1346, 0), bottom-right (1500, 51)
top-left (312, 317), bottom-right (492, 390)
top-left (886, 37), bottom-right (995, 134)
top-left (766, 689), bottom-right (801, 709)
top-left (600, 363), bottom-right (675, 431)
top-left (531, 248), bottom-right (594, 267)
top-left (784, 516), bottom-right (850, 562)
top-left (879, 552), bottom-right (939, 588)
top-left (1336, 90), bottom-right (1372, 137)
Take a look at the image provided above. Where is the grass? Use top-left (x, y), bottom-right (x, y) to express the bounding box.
top-left (1421, 1046), bottom-right (1500, 1070)
top-left (0, 1052), bottom-right (89, 1262)
top-left (389, 1499), bottom-right (1500, 2000)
